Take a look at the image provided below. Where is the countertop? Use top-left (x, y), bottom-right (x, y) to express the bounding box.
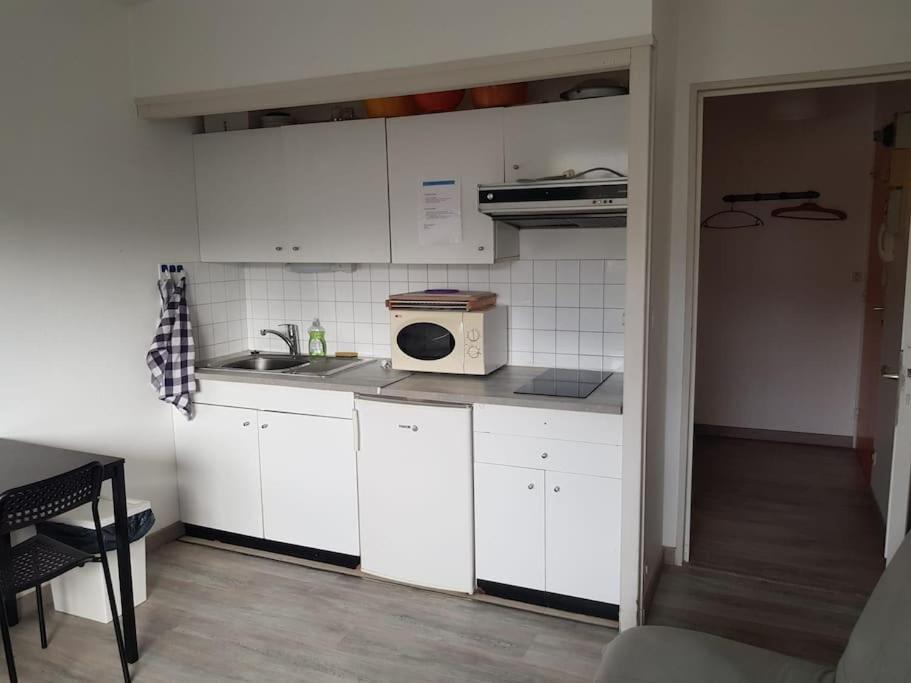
top-left (196, 356), bottom-right (622, 415)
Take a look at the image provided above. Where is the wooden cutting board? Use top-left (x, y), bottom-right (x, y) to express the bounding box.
top-left (386, 290), bottom-right (498, 311)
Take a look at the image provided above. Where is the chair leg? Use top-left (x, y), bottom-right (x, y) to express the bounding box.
top-left (93, 504), bottom-right (130, 683)
top-left (35, 584), bottom-right (47, 649)
top-left (0, 593), bottom-right (18, 683)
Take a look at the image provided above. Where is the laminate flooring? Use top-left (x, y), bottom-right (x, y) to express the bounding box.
top-left (649, 436), bottom-right (886, 665)
top-left (1, 541), bottom-right (613, 682)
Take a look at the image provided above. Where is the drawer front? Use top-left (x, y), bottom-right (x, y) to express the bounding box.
top-left (473, 403), bottom-right (622, 445)
top-left (195, 378), bottom-right (353, 418)
top-left (474, 432), bottom-right (620, 479)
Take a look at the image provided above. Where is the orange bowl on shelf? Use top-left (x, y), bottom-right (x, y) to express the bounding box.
top-left (470, 83), bottom-right (528, 108)
top-left (363, 95), bottom-right (418, 118)
top-left (413, 90), bottom-right (465, 113)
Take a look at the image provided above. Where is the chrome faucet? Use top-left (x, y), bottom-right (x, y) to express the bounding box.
top-left (260, 323), bottom-right (301, 356)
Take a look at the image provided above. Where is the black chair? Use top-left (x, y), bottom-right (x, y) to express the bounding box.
top-left (0, 462), bottom-right (130, 682)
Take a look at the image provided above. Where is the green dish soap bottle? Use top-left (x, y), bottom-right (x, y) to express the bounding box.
top-left (308, 318), bottom-right (327, 357)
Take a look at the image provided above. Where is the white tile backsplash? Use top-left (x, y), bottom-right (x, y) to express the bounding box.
top-left (179, 257), bottom-right (625, 369)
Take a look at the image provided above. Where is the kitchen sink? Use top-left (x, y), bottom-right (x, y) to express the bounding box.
top-left (221, 356), bottom-right (309, 371)
top-left (203, 353), bottom-right (371, 377)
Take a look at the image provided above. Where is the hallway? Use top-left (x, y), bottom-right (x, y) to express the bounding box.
top-left (648, 436), bottom-right (885, 664)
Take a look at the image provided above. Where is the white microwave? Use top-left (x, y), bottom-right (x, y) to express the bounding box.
top-left (390, 307), bottom-right (507, 375)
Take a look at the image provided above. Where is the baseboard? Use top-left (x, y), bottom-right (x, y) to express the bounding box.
top-left (641, 544), bottom-right (665, 622)
top-left (146, 521), bottom-right (185, 552)
top-left (694, 424), bottom-right (853, 449)
top-left (662, 545), bottom-right (677, 565)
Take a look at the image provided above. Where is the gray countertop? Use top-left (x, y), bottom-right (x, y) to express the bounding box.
top-left (196, 356), bottom-right (622, 415)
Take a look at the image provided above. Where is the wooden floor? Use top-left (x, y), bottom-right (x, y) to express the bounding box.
top-left (649, 436), bottom-right (885, 665)
top-left (1, 541), bottom-right (613, 682)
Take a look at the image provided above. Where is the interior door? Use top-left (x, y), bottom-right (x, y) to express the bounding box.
top-left (877, 150), bottom-right (911, 561)
top-left (259, 410), bottom-right (360, 556)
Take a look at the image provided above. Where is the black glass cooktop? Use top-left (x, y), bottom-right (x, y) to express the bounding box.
top-left (514, 369), bottom-right (613, 399)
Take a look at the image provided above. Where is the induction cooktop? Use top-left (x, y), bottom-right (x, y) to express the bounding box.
top-left (514, 369), bottom-right (613, 399)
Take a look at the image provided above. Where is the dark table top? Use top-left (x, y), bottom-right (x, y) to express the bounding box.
top-left (0, 439), bottom-right (123, 491)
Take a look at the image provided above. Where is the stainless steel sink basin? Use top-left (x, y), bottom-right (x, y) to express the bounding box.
top-left (221, 356), bottom-right (308, 371)
top-left (203, 353), bottom-right (372, 377)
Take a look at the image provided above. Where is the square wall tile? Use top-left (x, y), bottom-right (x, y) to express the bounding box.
top-left (556, 330), bottom-right (579, 355)
top-left (533, 283), bottom-right (556, 307)
top-left (533, 260), bottom-right (556, 283)
top-left (510, 328), bottom-right (534, 352)
top-left (556, 260), bottom-right (580, 284)
top-left (604, 284), bottom-right (625, 309)
top-left (512, 284), bottom-right (533, 307)
top-left (603, 333), bottom-right (624, 356)
top-left (603, 309), bottom-right (625, 333)
top-left (604, 260), bottom-right (626, 284)
top-left (511, 306), bottom-right (534, 329)
top-left (556, 284), bottom-right (579, 307)
top-left (580, 284), bottom-right (603, 308)
top-left (533, 307), bottom-right (556, 330)
top-left (510, 260), bottom-right (533, 283)
top-left (556, 307), bottom-right (580, 331)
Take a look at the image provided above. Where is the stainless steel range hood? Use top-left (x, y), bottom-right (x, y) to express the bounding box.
top-left (478, 177), bottom-right (627, 229)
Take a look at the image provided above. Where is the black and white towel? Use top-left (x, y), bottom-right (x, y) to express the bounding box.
top-left (147, 273), bottom-right (195, 418)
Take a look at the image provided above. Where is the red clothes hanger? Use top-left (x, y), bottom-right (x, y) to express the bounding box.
top-left (770, 202), bottom-right (847, 221)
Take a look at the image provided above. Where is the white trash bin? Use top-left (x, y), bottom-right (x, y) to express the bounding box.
top-left (46, 498), bottom-right (150, 624)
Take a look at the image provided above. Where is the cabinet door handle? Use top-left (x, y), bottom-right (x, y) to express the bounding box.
top-left (261, 423), bottom-right (269, 429)
top-left (553, 486), bottom-right (561, 493)
top-left (541, 452), bottom-right (548, 459)
top-left (528, 483), bottom-right (535, 490)
top-left (242, 421), bottom-right (250, 427)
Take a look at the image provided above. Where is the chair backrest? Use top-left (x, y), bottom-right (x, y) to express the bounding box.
top-left (837, 528), bottom-right (911, 682)
top-left (0, 462), bottom-right (102, 535)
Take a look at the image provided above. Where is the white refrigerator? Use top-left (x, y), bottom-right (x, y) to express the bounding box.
top-left (354, 396), bottom-right (474, 593)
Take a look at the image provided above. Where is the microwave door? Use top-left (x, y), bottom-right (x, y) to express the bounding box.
top-left (396, 322), bottom-right (457, 361)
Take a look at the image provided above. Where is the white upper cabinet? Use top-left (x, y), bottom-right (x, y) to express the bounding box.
top-left (194, 128), bottom-right (288, 263)
top-left (282, 119), bottom-right (390, 263)
top-left (504, 96), bottom-right (629, 182)
top-left (387, 108), bottom-right (513, 264)
top-left (193, 119), bottom-right (390, 263)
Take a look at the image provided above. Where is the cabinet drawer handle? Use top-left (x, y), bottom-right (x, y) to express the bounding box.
top-left (553, 486), bottom-right (561, 493)
top-left (541, 452), bottom-right (548, 459)
top-left (292, 246), bottom-right (300, 252)
top-left (528, 483), bottom-right (535, 490)
top-left (261, 423), bottom-right (269, 429)
top-left (275, 246), bottom-right (283, 252)
top-left (242, 421), bottom-right (250, 427)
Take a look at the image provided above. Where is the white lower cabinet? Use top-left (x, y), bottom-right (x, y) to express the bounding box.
top-left (173, 383), bottom-right (360, 560)
top-left (474, 463), bottom-right (545, 590)
top-left (545, 471), bottom-right (620, 604)
top-left (473, 404), bottom-right (622, 608)
top-left (173, 403), bottom-right (264, 537)
top-left (259, 410), bottom-right (359, 556)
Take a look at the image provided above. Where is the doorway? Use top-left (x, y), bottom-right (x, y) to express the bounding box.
top-left (655, 77), bottom-right (911, 661)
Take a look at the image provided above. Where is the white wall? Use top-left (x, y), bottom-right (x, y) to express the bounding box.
top-left (0, 1), bottom-right (199, 527)
top-left (695, 88), bottom-right (873, 436)
top-left (659, 0), bottom-right (911, 549)
top-left (127, 0), bottom-right (651, 98)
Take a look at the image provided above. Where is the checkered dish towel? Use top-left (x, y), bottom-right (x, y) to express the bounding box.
top-left (147, 273), bottom-right (195, 418)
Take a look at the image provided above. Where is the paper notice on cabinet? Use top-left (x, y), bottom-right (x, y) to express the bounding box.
top-left (419, 179), bottom-right (462, 246)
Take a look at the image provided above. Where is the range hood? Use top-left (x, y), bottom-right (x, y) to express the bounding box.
top-left (478, 177), bottom-right (627, 229)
